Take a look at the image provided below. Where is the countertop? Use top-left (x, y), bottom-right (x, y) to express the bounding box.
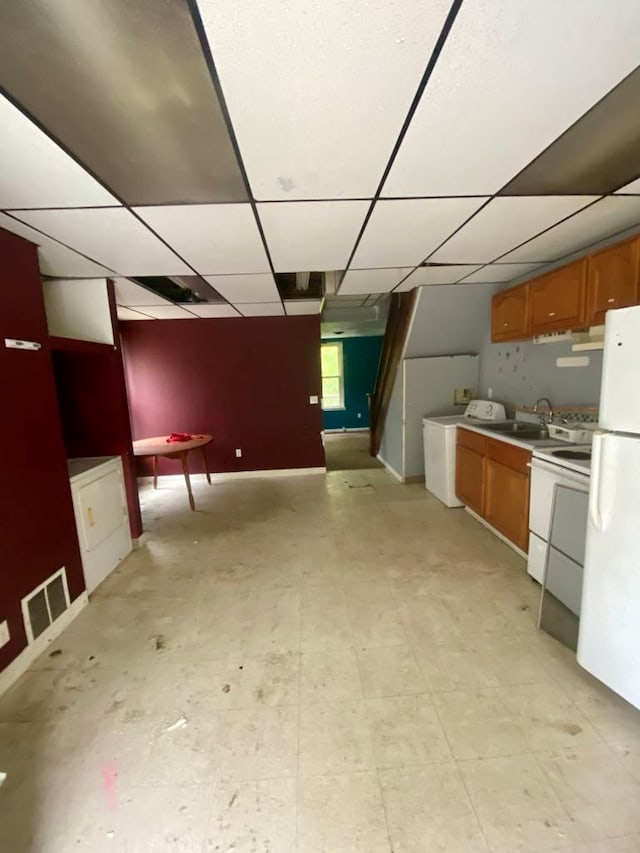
top-left (457, 422), bottom-right (571, 452)
top-left (67, 456), bottom-right (118, 480)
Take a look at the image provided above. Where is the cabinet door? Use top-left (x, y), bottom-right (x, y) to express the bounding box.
top-left (586, 238), bottom-right (639, 326)
top-left (455, 445), bottom-right (485, 515)
top-left (530, 260), bottom-right (587, 334)
top-left (484, 459), bottom-right (530, 551)
top-left (491, 283), bottom-right (529, 341)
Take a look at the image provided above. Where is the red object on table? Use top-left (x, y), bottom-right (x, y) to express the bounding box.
top-left (166, 432), bottom-right (193, 443)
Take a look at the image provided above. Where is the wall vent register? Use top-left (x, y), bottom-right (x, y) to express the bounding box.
top-left (21, 567), bottom-right (70, 643)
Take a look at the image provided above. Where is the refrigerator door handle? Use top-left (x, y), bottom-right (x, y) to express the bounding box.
top-left (588, 432), bottom-right (604, 532)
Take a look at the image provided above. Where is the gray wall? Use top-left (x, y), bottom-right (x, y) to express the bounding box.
top-left (404, 284), bottom-right (494, 358)
top-left (377, 368), bottom-right (403, 478)
top-left (478, 333), bottom-right (603, 414)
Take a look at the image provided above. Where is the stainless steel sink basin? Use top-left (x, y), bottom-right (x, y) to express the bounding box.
top-left (482, 422), bottom-right (549, 440)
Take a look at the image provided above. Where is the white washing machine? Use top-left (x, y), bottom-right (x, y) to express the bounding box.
top-left (422, 400), bottom-right (507, 507)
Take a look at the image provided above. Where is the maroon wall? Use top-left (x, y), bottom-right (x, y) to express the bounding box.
top-left (121, 315), bottom-right (325, 475)
top-left (0, 228), bottom-right (85, 671)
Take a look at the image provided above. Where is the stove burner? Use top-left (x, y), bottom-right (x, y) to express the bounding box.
top-left (552, 450), bottom-right (591, 461)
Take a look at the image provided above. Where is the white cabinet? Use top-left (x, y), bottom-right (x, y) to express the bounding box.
top-left (68, 456), bottom-right (131, 593)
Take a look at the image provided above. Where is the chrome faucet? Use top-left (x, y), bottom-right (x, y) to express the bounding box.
top-left (534, 397), bottom-right (554, 427)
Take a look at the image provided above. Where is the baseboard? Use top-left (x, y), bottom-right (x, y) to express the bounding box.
top-left (0, 591), bottom-right (89, 697)
top-left (132, 532), bottom-right (150, 549)
top-left (376, 454), bottom-right (403, 482)
top-left (324, 428), bottom-right (369, 434)
top-left (465, 508), bottom-right (527, 559)
top-left (138, 466), bottom-right (326, 486)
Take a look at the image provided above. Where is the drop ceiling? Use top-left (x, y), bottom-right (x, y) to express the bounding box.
top-left (0, 0), bottom-right (639, 324)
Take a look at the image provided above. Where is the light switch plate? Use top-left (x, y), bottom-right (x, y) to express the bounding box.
top-left (0, 620), bottom-right (9, 649)
top-left (309, 395), bottom-right (319, 404)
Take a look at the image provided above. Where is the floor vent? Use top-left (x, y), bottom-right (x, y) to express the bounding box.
top-left (21, 568), bottom-right (70, 643)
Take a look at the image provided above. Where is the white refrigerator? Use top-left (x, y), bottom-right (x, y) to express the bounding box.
top-left (577, 304), bottom-right (640, 709)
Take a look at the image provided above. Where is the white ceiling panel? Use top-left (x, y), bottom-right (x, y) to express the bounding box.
top-left (500, 196), bottom-right (640, 263)
top-left (339, 268), bottom-right (413, 295)
top-left (430, 197), bottom-right (595, 264)
top-left (131, 305), bottom-right (197, 319)
top-left (351, 198), bottom-right (487, 268)
top-left (383, 1), bottom-right (640, 196)
top-left (134, 204), bottom-right (270, 274)
top-left (284, 300), bottom-right (322, 315)
top-left (203, 273), bottom-right (279, 304)
top-left (0, 96), bottom-right (118, 209)
top-left (238, 303), bottom-right (285, 317)
top-left (394, 264), bottom-right (482, 291)
top-left (11, 208), bottom-right (191, 275)
top-left (458, 262), bottom-right (546, 284)
top-left (0, 212), bottom-right (114, 277)
top-left (258, 202), bottom-right (369, 271)
top-left (188, 304), bottom-right (241, 318)
top-left (197, 0), bottom-right (452, 200)
top-left (116, 307), bottom-right (154, 321)
top-left (113, 278), bottom-right (171, 306)
top-left (615, 177), bottom-right (640, 194)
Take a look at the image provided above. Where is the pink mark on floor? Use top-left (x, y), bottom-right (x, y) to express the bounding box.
top-left (101, 761), bottom-right (118, 811)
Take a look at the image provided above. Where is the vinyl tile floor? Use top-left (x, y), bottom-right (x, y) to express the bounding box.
top-left (1, 468), bottom-right (640, 852)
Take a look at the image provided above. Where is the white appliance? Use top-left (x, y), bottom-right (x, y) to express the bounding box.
top-left (528, 447), bottom-right (591, 583)
top-left (68, 456), bottom-right (132, 594)
top-left (423, 398), bottom-right (507, 507)
top-left (578, 304), bottom-right (640, 709)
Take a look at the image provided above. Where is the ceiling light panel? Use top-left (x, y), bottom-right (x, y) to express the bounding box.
top-left (11, 208), bottom-right (191, 275)
top-left (113, 278), bottom-right (172, 307)
top-left (0, 213), bottom-right (114, 277)
top-left (0, 96), bottom-right (118, 209)
top-left (196, 0), bottom-right (452, 200)
top-left (351, 198), bottom-right (487, 268)
top-left (615, 177), bottom-right (640, 194)
top-left (202, 273), bottom-right (279, 304)
top-left (116, 307), bottom-right (154, 321)
top-left (499, 196), bottom-right (640, 263)
top-left (258, 202), bottom-right (369, 272)
top-left (238, 303), bottom-right (285, 317)
top-left (135, 204), bottom-right (270, 274)
top-left (284, 300), bottom-right (322, 315)
top-left (0, 0), bottom-right (246, 205)
top-left (383, 0), bottom-right (640, 196)
top-left (429, 197), bottom-right (595, 263)
top-left (339, 268), bottom-right (413, 295)
top-left (187, 304), bottom-right (241, 318)
top-left (458, 263), bottom-right (546, 283)
top-left (131, 305), bottom-right (196, 320)
top-left (394, 264), bottom-right (483, 291)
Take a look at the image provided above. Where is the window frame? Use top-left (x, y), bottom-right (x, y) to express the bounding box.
top-left (320, 341), bottom-right (345, 411)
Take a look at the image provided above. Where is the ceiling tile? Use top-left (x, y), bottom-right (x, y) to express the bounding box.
top-left (0, 212), bottom-right (114, 277)
top-left (615, 176), bottom-right (640, 194)
top-left (458, 263), bottom-right (546, 283)
top-left (351, 198), bottom-right (487, 268)
top-left (0, 97), bottom-right (118, 209)
top-left (197, 0), bottom-right (452, 200)
top-left (339, 268), bottom-right (413, 295)
top-left (131, 305), bottom-right (197, 319)
top-left (134, 204), bottom-right (270, 274)
top-left (10, 208), bottom-right (190, 275)
top-left (383, 1), bottom-right (640, 196)
top-left (429, 197), bottom-right (595, 263)
top-left (258, 202), bottom-right (369, 271)
top-left (202, 273), bottom-right (280, 304)
top-left (187, 304), bottom-right (241, 318)
top-left (113, 278), bottom-right (172, 306)
top-left (394, 264), bottom-right (483, 291)
top-left (284, 300), bottom-right (322, 315)
top-left (499, 196), bottom-right (640, 263)
top-left (116, 307), bottom-right (154, 320)
top-left (237, 303), bottom-right (285, 317)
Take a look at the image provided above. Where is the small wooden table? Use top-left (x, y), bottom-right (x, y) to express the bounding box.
top-left (132, 434), bottom-right (212, 511)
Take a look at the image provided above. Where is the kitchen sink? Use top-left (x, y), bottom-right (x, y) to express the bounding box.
top-left (482, 422), bottom-right (550, 440)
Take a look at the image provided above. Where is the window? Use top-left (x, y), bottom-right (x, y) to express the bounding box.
top-left (321, 342), bottom-right (344, 410)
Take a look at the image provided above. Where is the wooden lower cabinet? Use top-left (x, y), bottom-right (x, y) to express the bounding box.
top-left (455, 428), bottom-right (531, 551)
top-left (484, 458), bottom-right (530, 551)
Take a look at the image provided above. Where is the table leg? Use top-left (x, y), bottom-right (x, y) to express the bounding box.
top-left (200, 446), bottom-right (211, 485)
top-left (152, 455), bottom-right (158, 490)
top-left (181, 453), bottom-right (195, 511)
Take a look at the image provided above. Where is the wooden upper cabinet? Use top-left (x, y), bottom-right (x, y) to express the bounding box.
top-left (529, 259), bottom-right (587, 335)
top-left (586, 238), bottom-right (640, 326)
top-left (491, 282), bottom-right (530, 342)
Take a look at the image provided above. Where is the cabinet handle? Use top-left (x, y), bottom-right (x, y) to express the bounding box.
top-left (503, 322), bottom-right (508, 327)
top-left (607, 297), bottom-right (615, 303)
top-left (548, 311), bottom-right (556, 317)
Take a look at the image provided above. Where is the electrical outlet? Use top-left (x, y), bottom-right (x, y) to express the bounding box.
top-left (357, 412), bottom-right (361, 419)
top-left (0, 620), bottom-right (9, 649)
top-left (309, 395), bottom-right (319, 404)
top-left (235, 448), bottom-right (242, 458)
